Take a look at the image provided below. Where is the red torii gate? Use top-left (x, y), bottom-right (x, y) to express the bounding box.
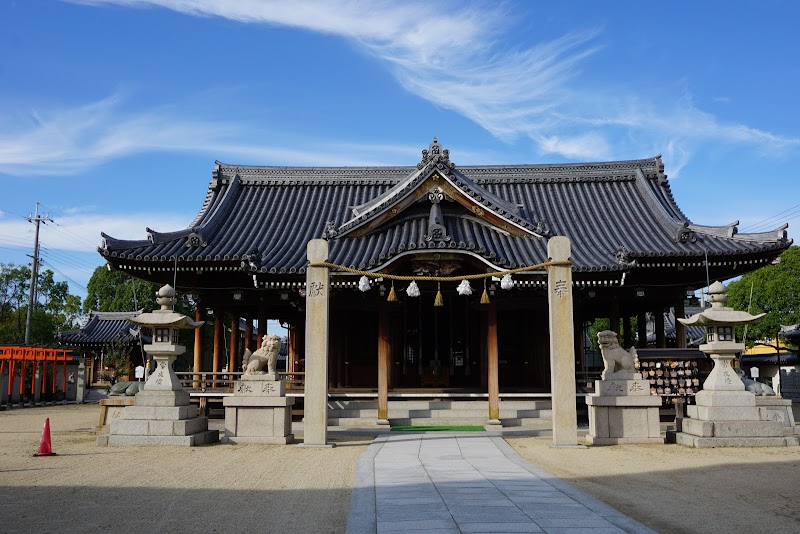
top-left (0, 346), bottom-right (75, 400)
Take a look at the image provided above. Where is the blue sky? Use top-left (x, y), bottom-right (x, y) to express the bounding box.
top-left (1, 0), bottom-right (799, 301)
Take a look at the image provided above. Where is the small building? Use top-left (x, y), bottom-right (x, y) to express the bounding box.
top-left (58, 311), bottom-right (147, 386)
top-left (96, 139), bottom-right (791, 411)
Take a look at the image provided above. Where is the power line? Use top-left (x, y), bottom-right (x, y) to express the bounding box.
top-left (741, 204), bottom-right (800, 233)
top-left (39, 258), bottom-right (88, 295)
top-left (46, 220), bottom-right (101, 250)
top-left (40, 244), bottom-right (102, 270)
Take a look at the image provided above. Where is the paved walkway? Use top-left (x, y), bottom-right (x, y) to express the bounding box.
top-left (346, 433), bottom-right (655, 534)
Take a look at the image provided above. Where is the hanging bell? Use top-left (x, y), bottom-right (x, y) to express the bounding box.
top-left (434, 282), bottom-right (444, 307)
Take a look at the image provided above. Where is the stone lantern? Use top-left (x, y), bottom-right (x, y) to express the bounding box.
top-left (680, 281), bottom-right (764, 395)
top-left (129, 284), bottom-right (202, 394)
top-left (102, 284), bottom-right (219, 446)
top-left (673, 281), bottom-right (797, 447)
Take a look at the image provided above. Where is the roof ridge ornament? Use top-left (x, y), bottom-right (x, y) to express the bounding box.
top-left (425, 187), bottom-right (450, 243)
top-left (614, 245), bottom-right (636, 267)
top-left (417, 137), bottom-right (456, 175)
top-left (323, 220), bottom-right (339, 239)
top-left (674, 222), bottom-right (697, 243)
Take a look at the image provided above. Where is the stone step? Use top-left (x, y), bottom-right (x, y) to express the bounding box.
top-left (328, 407), bottom-right (553, 419)
top-left (389, 417), bottom-right (489, 427)
top-left (328, 399), bottom-right (551, 410)
top-left (499, 417), bottom-right (553, 429)
top-left (327, 417), bottom-right (383, 427)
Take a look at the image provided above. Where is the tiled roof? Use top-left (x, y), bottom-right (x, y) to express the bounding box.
top-left (98, 140), bottom-right (790, 278)
top-left (58, 311), bottom-right (144, 347)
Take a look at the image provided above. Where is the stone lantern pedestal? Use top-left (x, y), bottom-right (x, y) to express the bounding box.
top-left (101, 285), bottom-right (218, 447)
top-left (673, 282), bottom-right (798, 448)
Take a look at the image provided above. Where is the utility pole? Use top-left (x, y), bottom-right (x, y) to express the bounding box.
top-left (24, 203), bottom-right (53, 345)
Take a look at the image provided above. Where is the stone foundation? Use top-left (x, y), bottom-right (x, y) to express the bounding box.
top-left (586, 393), bottom-right (663, 445)
top-left (222, 380), bottom-right (295, 444)
top-left (95, 396), bottom-right (136, 434)
top-left (674, 390), bottom-right (798, 447)
top-left (104, 390), bottom-right (218, 447)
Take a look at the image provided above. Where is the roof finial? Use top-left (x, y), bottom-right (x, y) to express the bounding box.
top-left (417, 137), bottom-right (455, 173)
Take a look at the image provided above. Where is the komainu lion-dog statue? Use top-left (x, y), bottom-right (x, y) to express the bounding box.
top-left (597, 330), bottom-right (638, 380)
top-left (242, 334), bottom-right (281, 377)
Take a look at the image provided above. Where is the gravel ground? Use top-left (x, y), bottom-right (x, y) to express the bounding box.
top-left (506, 434), bottom-right (800, 533)
top-left (2, 403), bottom-right (799, 534)
top-left (0, 404), bottom-right (370, 534)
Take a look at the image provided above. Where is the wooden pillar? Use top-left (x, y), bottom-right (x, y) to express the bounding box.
top-left (193, 302), bottom-right (204, 387)
top-left (610, 297), bottom-right (620, 336)
top-left (229, 315), bottom-right (239, 375)
top-left (547, 237), bottom-right (579, 447)
top-left (257, 299), bottom-right (268, 345)
top-left (622, 315), bottom-right (632, 348)
top-left (487, 302), bottom-right (500, 423)
top-left (304, 239), bottom-right (331, 446)
top-left (243, 315), bottom-right (253, 352)
top-left (655, 307), bottom-right (666, 348)
top-left (287, 327), bottom-right (296, 375)
top-left (212, 309), bottom-right (223, 386)
top-left (378, 304), bottom-right (390, 423)
top-left (675, 296), bottom-right (687, 348)
top-left (638, 311), bottom-right (648, 348)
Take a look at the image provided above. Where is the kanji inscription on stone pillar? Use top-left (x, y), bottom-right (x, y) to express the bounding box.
top-left (547, 236), bottom-right (579, 447)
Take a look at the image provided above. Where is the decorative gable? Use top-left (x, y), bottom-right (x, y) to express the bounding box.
top-left (334, 138), bottom-right (543, 239)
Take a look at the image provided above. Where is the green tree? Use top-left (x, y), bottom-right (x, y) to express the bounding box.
top-left (102, 338), bottom-right (133, 384)
top-left (727, 246), bottom-right (800, 345)
top-left (83, 266), bottom-right (158, 313)
top-left (0, 263), bottom-right (81, 344)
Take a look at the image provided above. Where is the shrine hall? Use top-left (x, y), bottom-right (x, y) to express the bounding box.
top-left (97, 138), bottom-right (790, 422)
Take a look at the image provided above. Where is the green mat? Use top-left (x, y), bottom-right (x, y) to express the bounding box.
top-left (390, 425), bottom-right (486, 432)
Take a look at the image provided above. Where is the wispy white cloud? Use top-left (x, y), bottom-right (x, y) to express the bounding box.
top-left (0, 92), bottom-right (432, 175)
top-left (0, 208), bottom-right (192, 251)
top-left (52, 0), bottom-right (800, 164)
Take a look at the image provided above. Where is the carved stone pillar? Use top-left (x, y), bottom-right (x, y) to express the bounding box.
top-left (547, 237), bottom-right (579, 447)
top-left (303, 239), bottom-right (331, 446)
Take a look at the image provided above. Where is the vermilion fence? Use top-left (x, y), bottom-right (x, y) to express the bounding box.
top-left (0, 345), bottom-right (76, 400)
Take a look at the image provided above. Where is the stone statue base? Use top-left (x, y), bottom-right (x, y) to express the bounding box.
top-left (674, 389), bottom-right (798, 447)
top-left (102, 390), bottom-right (218, 446)
top-left (222, 380), bottom-right (295, 444)
top-left (585, 379), bottom-right (663, 445)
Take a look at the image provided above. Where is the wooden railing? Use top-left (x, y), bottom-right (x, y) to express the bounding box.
top-left (175, 371), bottom-right (305, 392)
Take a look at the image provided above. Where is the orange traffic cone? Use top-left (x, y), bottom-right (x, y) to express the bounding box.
top-left (34, 417), bottom-right (56, 457)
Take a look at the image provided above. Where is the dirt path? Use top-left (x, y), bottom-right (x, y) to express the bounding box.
top-left (0, 404), bottom-right (370, 534)
top-left (506, 435), bottom-right (800, 533)
top-left (2, 404), bottom-right (799, 533)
